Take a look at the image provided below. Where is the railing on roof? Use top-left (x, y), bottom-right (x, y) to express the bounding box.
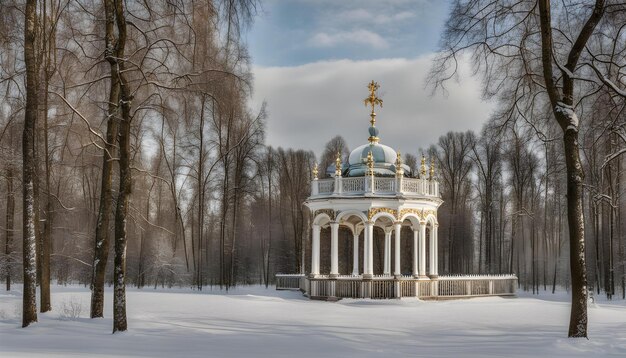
top-left (311, 176), bottom-right (439, 198)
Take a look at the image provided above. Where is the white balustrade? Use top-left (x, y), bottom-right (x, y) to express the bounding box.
top-left (316, 179), bottom-right (334, 194)
top-left (275, 274), bottom-right (306, 290)
top-left (342, 177), bottom-right (366, 192)
top-left (401, 179), bottom-right (420, 194)
top-left (374, 177), bottom-right (396, 192)
top-left (312, 177), bottom-right (440, 198)
top-left (279, 274), bottom-right (518, 300)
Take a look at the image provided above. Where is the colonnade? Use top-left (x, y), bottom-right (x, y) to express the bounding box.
top-left (310, 218), bottom-right (438, 278)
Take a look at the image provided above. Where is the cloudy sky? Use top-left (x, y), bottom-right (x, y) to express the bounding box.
top-left (247, 0), bottom-right (494, 157)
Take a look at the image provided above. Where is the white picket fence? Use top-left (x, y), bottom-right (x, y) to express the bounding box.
top-left (275, 273), bottom-right (517, 299)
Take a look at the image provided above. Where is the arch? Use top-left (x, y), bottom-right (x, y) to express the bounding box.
top-left (336, 210), bottom-right (368, 225)
top-left (424, 213), bottom-right (438, 227)
top-left (399, 212), bottom-right (421, 230)
top-left (313, 213), bottom-right (332, 227)
top-left (370, 211), bottom-right (396, 224)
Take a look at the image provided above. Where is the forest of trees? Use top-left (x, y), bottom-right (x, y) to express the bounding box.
top-left (0, 0), bottom-right (625, 337)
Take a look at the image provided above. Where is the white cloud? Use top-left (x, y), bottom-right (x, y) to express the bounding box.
top-left (340, 9), bottom-right (372, 22)
top-left (336, 9), bottom-right (415, 24)
top-left (251, 55), bottom-right (494, 158)
top-left (309, 29), bottom-right (388, 49)
top-left (391, 11), bottom-right (415, 21)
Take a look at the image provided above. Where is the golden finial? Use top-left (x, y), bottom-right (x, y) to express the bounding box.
top-left (429, 157), bottom-right (435, 180)
top-left (420, 155), bottom-right (427, 177)
top-left (366, 151), bottom-right (374, 176)
top-left (335, 152), bottom-right (342, 177)
top-left (395, 151), bottom-right (404, 176)
top-left (312, 162), bottom-right (318, 180)
top-left (364, 81), bottom-right (383, 125)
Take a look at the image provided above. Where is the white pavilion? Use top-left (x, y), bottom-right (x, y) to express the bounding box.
top-left (276, 81), bottom-right (517, 300)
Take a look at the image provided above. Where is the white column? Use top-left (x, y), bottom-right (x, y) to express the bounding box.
top-left (419, 222), bottom-right (427, 277)
top-left (383, 231), bottom-right (391, 275)
top-left (330, 222), bottom-right (339, 277)
top-left (433, 224), bottom-right (439, 276)
top-left (365, 222), bottom-right (374, 277)
top-left (394, 222), bottom-right (402, 277)
top-left (412, 229), bottom-right (418, 277)
top-left (352, 231), bottom-right (359, 276)
top-left (363, 225), bottom-right (369, 275)
top-left (311, 224), bottom-right (320, 276)
top-left (429, 224), bottom-right (438, 277)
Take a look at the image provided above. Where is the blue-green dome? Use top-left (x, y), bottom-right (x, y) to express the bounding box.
top-left (343, 142), bottom-right (413, 177)
top-left (348, 143), bottom-right (397, 166)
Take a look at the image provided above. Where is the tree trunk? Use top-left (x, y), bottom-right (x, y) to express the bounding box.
top-left (22, 0), bottom-right (38, 328)
top-left (264, 150), bottom-right (273, 288)
top-left (537, 0), bottom-right (604, 337)
top-left (112, 0), bottom-right (130, 333)
top-left (38, 0), bottom-right (58, 314)
top-left (90, 0), bottom-right (121, 319)
top-left (563, 130), bottom-right (588, 337)
top-left (5, 168), bottom-right (15, 291)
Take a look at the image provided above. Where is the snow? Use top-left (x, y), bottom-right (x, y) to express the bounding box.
top-left (555, 102), bottom-right (579, 132)
top-left (1, 285), bottom-right (626, 357)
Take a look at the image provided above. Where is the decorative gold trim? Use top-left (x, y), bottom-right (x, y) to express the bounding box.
top-left (398, 208), bottom-right (420, 221)
top-left (315, 209), bottom-right (336, 221)
top-left (423, 209), bottom-right (438, 220)
top-left (368, 207), bottom-right (397, 220)
top-left (397, 208), bottom-right (438, 221)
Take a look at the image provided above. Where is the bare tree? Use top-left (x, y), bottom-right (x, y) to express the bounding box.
top-left (429, 0), bottom-right (626, 337)
top-left (90, 0), bottom-right (120, 318)
top-left (110, 0), bottom-right (131, 333)
top-left (404, 153), bottom-right (418, 177)
top-left (433, 131), bottom-right (475, 273)
top-left (320, 135), bottom-right (349, 177)
top-left (471, 126), bottom-right (503, 273)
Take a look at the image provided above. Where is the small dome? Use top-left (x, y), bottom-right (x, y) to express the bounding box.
top-left (348, 143), bottom-right (397, 166)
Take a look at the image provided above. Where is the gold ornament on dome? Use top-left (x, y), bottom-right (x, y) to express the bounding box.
top-left (366, 151), bottom-right (374, 176)
top-left (395, 151), bottom-right (403, 176)
top-left (312, 162), bottom-right (318, 180)
top-left (364, 80), bottom-right (382, 143)
top-left (429, 157), bottom-right (435, 180)
top-left (335, 152), bottom-right (342, 177)
top-left (364, 81), bottom-right (383, 125)
top-left (420, 155), bottom-right (427, 177)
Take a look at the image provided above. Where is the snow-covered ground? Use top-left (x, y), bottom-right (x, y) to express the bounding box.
top-left (1, 285), bottom-right (625, 357)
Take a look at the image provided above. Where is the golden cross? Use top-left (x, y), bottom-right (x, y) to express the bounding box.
top-left (364, 80), bottom-right (383, 115)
